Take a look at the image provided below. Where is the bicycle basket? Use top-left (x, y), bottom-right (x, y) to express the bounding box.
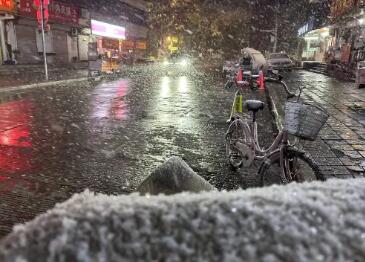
top-left (284, 101), bottom-right (329, 141)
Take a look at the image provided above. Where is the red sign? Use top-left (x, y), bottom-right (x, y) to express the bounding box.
top-left (0, 0), bottom-right (16, 12)
top-left (20, 0), bottom-right (79, 25)
top-left (33, 0), bottom-right (50, 30)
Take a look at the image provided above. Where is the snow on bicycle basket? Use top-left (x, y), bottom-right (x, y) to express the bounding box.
top-left (284, 102), bottom-right (329, 141)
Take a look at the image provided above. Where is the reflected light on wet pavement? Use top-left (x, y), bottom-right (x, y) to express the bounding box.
top-left (0, 99), bottom-right (35, 217)
top-left (90, 79), bottom-right (130, 122)
top-left (154, 76), bottom-right (195, 131)
top-left (0, 66), bottom-right (362, 238)
top-left (0, 100), bottom-right (33, 175)
top-left (160, 76), bottom-right (170, 98)
top-left (179, 76), bottom-right (189, 94)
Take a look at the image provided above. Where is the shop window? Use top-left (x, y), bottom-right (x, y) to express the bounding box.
top-left (102, 38), bottom-right (119, 50)
top-left (309, 39), bottom-right (321, 49)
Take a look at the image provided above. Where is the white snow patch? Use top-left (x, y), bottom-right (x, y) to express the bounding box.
top-left (1, 179), bottom-right (365, 261)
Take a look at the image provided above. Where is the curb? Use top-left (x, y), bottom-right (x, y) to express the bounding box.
top-left (0, 77), bottom-right (89, 94)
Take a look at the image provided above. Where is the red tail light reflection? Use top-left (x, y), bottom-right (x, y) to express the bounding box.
top-left (0, 100), bottom-right (33, 174)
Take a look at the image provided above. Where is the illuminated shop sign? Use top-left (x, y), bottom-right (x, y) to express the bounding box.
top-left (91, 20), bottom-right (126, 40)
top-left (0, 0), bottom-right (16, 12)
top-left (298, 20), bottom-right (314, 36)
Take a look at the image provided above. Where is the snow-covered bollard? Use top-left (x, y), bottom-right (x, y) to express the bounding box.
top-left (137, 156), bottom-right (216, 195)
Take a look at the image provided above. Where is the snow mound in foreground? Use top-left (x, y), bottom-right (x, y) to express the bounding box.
top-left (1, 179), bottom-right (365, 262)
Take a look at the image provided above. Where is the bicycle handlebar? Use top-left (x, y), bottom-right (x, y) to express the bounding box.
top-left (265, 76), bottom-right (301, 99)
top-left (227, 69), bottom-right (304, 99)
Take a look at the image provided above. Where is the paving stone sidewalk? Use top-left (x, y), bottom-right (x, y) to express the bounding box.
top-left (270, 71), bottom-right (365, 179)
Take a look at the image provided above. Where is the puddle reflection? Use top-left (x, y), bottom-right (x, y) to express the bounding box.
top-left (0, 99), bottom-right (34, 193)
top-left (90, 79), bottom-right (130, 125)
top-left (0, 100), bottom-right (33, 173)
top-left (153, 76), bottom-right (196, 131)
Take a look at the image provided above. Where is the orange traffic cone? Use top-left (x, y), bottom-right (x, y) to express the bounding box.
top-left (236, 67), bottom-right (243, 82)
top-left (257, 70), bottom-right (265, 90)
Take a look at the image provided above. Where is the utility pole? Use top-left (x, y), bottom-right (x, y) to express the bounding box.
top-left (259, 10), bottom-right (279, 53)
top-left (273, 12), bottom-right (278, 53)
top-left (40, 0), bottom-right (49, 81)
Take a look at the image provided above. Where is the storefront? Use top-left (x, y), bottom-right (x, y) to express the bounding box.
top-left (328, 0), bottom-right (365, 66)
top-left (0, 0), bottom-right (17, 64)
top-left (90, 19), bottom-right (126, 71)
top-left (120, 38), bottom-right (147, 62)
top-left (301, 27), bottom-right (332, 62)
top-left (16, 0), bottom-right (87, 64)
top-left (91, 19), bottom-right (126, 56)
top-left (90, 19), bottom-right (147, 65)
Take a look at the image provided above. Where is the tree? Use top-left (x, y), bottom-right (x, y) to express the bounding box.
top-left (147, 0), bottom-right (322, 56)
top-left (147, 0), bottom-right (252, 57)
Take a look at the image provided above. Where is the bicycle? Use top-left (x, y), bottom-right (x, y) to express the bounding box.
top-left (225, 73), bottom-right (329, 186)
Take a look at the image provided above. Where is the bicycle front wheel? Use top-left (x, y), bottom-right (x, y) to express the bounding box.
top-left (226, 126), bottom-right (243, 169)
top-left (259, 147), bottom-right (325, 187)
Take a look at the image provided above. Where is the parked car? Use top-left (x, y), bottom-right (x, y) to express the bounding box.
top-left (267, 53), bottom-right (294, 71)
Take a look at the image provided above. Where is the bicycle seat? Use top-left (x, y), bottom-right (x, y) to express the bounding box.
top-left (244, 100), bottom-right (265, 112)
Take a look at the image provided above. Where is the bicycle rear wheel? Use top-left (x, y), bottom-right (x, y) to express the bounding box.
top-left (259, 147), bottom-right (325, 186)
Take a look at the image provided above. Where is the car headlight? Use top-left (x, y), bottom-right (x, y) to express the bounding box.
top-left (180, 59), bottom-right (188, 67)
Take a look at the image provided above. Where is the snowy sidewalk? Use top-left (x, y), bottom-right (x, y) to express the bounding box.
top-left (270, 71), bottom-right (365, 178)
top-left (0, 63), bottom-right (89, 89)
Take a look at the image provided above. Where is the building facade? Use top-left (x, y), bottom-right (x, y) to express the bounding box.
top-left (328, 0), bottom-right (365, 66)
top-left (0, 0), bottom-right (17, 63)
top-left (298, 0), bottom-right (330, 62)
top-left (82, 0), bottom-right (148, 63)
top-left (0, 0), bottom-right (148, 65)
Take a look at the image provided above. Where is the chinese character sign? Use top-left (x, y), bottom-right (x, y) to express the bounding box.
top-left (0, 0), bottom-right (16, 12)
top-left (33, 0), bottom-right (50, 30)
top-left (20, 0), bottom-right (79, 26)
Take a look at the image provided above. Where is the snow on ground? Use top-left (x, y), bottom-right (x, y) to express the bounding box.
top-left (1, 179), bottom-right (365, 262)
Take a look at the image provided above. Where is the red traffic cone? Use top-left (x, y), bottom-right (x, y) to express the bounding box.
top-left (257, 70), bottom-right (265, 89)
top-left (236, 67), bottom-right (243, 82)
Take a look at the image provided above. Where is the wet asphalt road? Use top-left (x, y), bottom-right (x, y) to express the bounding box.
top-left (0, 64), bottom-right (276, 236)
top-left (0, 64), bottom-right (364, 237)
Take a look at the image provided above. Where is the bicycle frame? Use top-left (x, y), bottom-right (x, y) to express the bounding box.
top-left (226, 72), bottom-right (319, 183)
top-left (228, 114), bottom-right (293, 181)
top-left (231, 118), bottom-right (285, 156)
top-left (226, 70), bottom-right (303, 175)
